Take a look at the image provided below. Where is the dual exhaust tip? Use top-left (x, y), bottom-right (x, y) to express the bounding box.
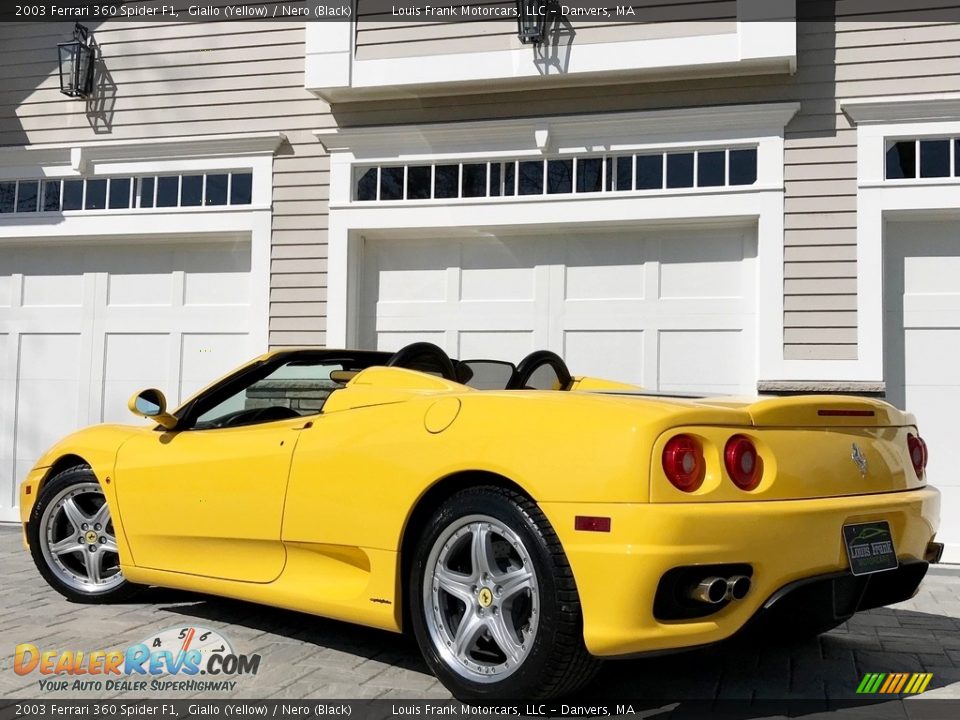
top-left (690, 575), bottom-right (751, 604)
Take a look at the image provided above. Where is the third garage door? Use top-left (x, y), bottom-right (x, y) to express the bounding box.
top-left (360, 225), bottom-right (757, 393)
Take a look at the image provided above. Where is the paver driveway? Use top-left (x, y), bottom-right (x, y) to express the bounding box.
top-left (2, 526), bottom-right (960, 703)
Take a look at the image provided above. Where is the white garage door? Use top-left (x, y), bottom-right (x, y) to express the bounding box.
top-left (885, 220), bottom-right (960, 562)
top-left (361, 225), bottom-right (757, 393)
top-left (0, 241), bottom-right (258, 521)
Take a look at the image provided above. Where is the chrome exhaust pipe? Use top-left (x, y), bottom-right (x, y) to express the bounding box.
top-left (689, 577), bottom-right (728, 604)
top-left (726, 575), bottom-right (751, 601)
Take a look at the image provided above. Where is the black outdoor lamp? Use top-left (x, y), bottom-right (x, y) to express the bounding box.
top-left (58, 23), bottom-right (96, 98)
top-left (516, 1), bottom-right (551, 45)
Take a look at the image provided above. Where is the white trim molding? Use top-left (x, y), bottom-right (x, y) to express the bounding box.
top-left (306, 1), bottom-right (796, 101)
top-left (318, 103), bottom-right (799, 390)
top-left (840, 94), bottom-right (960, 386)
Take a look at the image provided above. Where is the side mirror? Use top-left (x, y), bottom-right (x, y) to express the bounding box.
top-left (128, 388), bottom-right (178, 430)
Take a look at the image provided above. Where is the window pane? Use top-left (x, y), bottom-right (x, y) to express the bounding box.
top-left (547, 159), bottom-right (573, 194)
top-left (108, 177), bottom-right (131, 209)
top-left (42, 181), bottom-right (61, 211)
top-left (356, 167), bottom-right (377, 201)
top-left (518, 161), bottom-right (543, 195)
top-left (380, 166), bottom-right (403, 201)
top-left (885, 142), bottom-right (915, 180)
top-left (16, 181), bottom-right (39, 212)
top-left (729, 148), bottom-right (758, 186)
top-left (666, 153), bottom-right (694, 189)
top-left (157, 176), bottom-right (179, 207)
top-left (503, 162), bottom-right (516, 196)
top-left (230, 172), bottom-right (252, 205)
top-left (920, 140), bottom-right (950, 178)
top-left (205, 174), bottom-right (228, 206)
top-left (407, 166), bottom-right (431, 199)
top-left (489, 163), bottom-right (502, 197)
top-left (62, 180), bottom-right (83, 210)
top-left (139, 177), bottom-right (155, 208)
top-left (85, 179), bottom-right (107, 209)
top-left (576, 158), bottom-right (602, 193)
top-left (616, 156), bottom-right (632, 191)
top-left (636, 155), bottom-right (663, 190)
top-left (435, 165), bottom-right (459, 199)
top-left (181, 175), bottom-right (203, 206)
top-left (697, 151), bottom-right (725, 187)
top-left (463, 164), bottom-right (487, 198)
top-left (0, 182), bottom-right (14, 213)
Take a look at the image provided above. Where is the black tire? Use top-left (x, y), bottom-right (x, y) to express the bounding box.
top-left (28, 466), bottom-right (140, 604)
top-left (409, 485), bottom-right (600, 700)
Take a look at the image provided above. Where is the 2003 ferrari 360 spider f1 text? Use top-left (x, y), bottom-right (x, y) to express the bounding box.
top-left (19, 342), bottom-right (942, 699)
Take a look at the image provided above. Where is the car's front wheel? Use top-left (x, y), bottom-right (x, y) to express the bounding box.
top-left (28, 466), bottom-right (139, 603)
top-left (409, 486), bottom-right (599, 700)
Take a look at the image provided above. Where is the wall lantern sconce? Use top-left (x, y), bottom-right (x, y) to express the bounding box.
top-left (517, 1), bottom-right (555, 45)
top-left (58, 23), bottom-right (96, 98)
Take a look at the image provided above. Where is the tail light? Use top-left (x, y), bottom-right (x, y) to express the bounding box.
top-left (724, 435), bottom-right (761, 491)
top-left (907, 433), bottom-right (928, 478)
top-left (662, 435), bottom-right (705, 492)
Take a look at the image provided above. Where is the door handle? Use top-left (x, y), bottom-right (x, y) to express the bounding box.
top-left (293, 421), bottom-right (313, 430)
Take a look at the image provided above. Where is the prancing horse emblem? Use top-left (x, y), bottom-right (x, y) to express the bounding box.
top-left (851, 443), bottom-right (868, 477)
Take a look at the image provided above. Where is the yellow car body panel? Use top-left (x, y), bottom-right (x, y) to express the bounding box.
top-left (20, 359), bottom-right (941, 658)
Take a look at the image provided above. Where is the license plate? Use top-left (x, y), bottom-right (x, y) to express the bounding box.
top-left (843, 521), bottom-right (898, 576)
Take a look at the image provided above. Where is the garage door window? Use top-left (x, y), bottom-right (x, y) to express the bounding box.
top-left (886, 138), bottom-right (958, 180)
top-left (0, 172), bottom-right (254, 213)
top-left (353, 146), bottom-right (758, 202)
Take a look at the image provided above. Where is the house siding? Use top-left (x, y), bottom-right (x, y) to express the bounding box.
top-left (332, 5), bottom-right (960, 362)
top-left (0, 16), bottom-right (329, 349)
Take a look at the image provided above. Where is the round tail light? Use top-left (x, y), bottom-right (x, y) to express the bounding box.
top-left (662, 435), bottom-right (705, 492)
top-left (907, 433), bottom-right (928, 478)
top-left (724, 435), bottom-right (761, 491)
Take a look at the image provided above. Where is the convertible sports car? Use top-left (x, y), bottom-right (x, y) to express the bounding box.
top-left (20, 342), bottom-right (942, 699)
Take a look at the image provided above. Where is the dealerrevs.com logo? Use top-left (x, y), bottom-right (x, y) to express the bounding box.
top-left (13, 626), bottom-right (261, 693)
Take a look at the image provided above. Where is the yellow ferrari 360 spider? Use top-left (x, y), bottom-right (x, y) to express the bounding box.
top-left (19, 342), bottom-right (942, 699)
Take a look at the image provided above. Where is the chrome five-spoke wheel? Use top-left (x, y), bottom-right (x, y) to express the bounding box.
top-left (410, 487), bottom-right (599, 700)
top-left (28, 466), bottom-right (137, 603)
top-left (424, 515), bottom-right (539, 682)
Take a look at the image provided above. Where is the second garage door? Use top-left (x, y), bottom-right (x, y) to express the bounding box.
top-left (360, 225), bottom-right (757, 393)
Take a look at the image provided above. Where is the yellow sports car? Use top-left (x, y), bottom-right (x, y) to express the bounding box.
top-left (19, 342), bottom-right (942, 699)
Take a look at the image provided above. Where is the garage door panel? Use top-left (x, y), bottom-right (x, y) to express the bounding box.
top-left (563, 236), bottom-right (646, 301)
top-left (376, 331), bottom-right (446, 353)
top-left (659, 235), bottom-right (752, 300)
top-left (904, 254), bottom-right (960, 296)
top-left (15, 333), bottom-right (83, 473)
top-left (564, 330), bottom-right (645, 386)
top-left (180, 332), bottom-right (252, 402)
top-left (458, 331), bottom-right (534, 360)
top-left (905, 328), bottom-right (960, 385)
top-left (102, 333), bottom-right (172, 424)
top-left (107, 271), bottom-right (173, 307)
top-left (659, 329), bottom-right (745, 394)
top-left (184, 247), bottom-right (252, 306)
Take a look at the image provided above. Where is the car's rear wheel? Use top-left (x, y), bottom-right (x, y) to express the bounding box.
top-left (409, 486), bottom-right (599, 700)
top-left (28, 466), bottom-right (139, 603)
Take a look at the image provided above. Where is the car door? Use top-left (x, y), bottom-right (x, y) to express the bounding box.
top-left (114, 417), bottom-right (307, 583)
top-left (113, 356), bottom-right (339, 583)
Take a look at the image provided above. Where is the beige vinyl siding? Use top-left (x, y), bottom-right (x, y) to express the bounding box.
top-left (0, 14), bottom-right (330, 349)
top-left (355, 0), bottom-right (738, 60)
top-left (336, 7), bottom-right (960, 361)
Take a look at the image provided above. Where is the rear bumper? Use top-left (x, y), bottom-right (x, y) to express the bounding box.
top-left (540, 486), bottom-right (940, 657)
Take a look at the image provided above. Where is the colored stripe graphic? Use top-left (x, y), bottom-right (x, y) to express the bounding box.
top-left (857, 672), bottom-right (933, 694)
top-left (892, 673), bottom-right (909, 693)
